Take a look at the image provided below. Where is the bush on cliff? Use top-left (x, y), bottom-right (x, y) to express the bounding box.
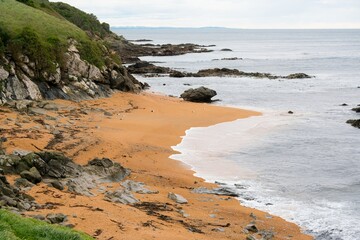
top-left (15, 0), bottom-right (35, 7)
top-left (0, 26), bottom-right (10, 56)
top-left (0, 209), bottom-right (93, 240)
top-left (10, 27), bottom-right (54, 72)
top-left (50, 2), bottom-right (111, 37)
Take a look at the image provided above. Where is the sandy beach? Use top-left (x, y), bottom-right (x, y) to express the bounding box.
top-left (1, 92), bottom-right (312, 240)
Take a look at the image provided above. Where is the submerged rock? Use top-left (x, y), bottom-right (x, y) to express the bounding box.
top-left (347, 119), bottom-right (360, 129)
top-left (180, 87), bottom-right (217, 103)
top-left (285, 73), bottom-right (312, 79)
top-left (192, 187), bottom-right (239, 197)
top-left (351, 107), bottom-right (360, 113)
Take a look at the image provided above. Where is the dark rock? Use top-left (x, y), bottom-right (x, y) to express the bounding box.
top-left (170, 71), bottom-right (187, 78)
top-left (351, 107), bottom-right (360, 113)
top-left (245, 223), bottom-right (258, 233)
top-left (46, 213), bottom-right (67, 224)
top-left (285, 73), bottom-right (312, 79)
top-left (1, 196), bottom-right (17, 207)
top-left (0, 154), bottom-right (22, 174)
top-left (180, 87), bottom-right (217, 103)
top-left (347, 119), bottom-right (360, 129)
top-left (22, 153), bottom-right (49, 176)
top-left (127, 61), bottom-right (171, 74)
top-left (88, 158), bottom-right (114, 168)
top-left (221, 57), bottom-right (242, 60)
top-left (340, 103), bottom-right (348, 106)
top-left (47, 180), bottom-right (64, 191)
top-left (20, 167), bottom-right (42, 184)
top-left (288, 111), bottom-right (294, 114)
top-left (259, 230), bottom-right (275, 240)
top-left (85, 159), bottom-right (129, 182)
top-left (47, 160), bottom-right (67, 178)
top-left (221, 48), bottom-right (233, 52)
top-left (14, 178), bottom-right (34, 189)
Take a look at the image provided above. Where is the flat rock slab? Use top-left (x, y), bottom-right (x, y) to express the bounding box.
top-left (168, 192), bottom-right (188, 204)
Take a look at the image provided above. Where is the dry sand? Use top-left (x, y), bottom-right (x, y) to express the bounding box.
top-left (0, 92), bottom-right (312, 240)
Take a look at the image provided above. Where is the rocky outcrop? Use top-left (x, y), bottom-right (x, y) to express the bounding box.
top-left (127, 61), bottom-right (172, 75)
top-left (180, 87), bottom-right (217, 103)
top-left (0, 40), bottom-right (145, 104)
top-left (129, 62), bottom-right (313, 81)
top-left (351, 107), bottom-right (360, 113)
top-left (0, 151), bottom-right (130, 198)
top-left (191, 68), bottom-right (312, 79)
top-left (105, 34), bottom-right (213, 63)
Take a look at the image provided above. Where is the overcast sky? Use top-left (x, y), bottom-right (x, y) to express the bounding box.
top-left (58, 0), bottom-right (360, 29)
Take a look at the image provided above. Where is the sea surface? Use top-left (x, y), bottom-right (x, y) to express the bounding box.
top-left (114, 28), bottom-right (360, 240)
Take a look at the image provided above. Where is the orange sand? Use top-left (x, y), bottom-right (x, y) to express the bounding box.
top-left (0, 92), bottom-right (312, 240)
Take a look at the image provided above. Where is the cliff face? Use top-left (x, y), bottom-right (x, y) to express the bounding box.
top-left (0, 40), bottom-right (144, 104)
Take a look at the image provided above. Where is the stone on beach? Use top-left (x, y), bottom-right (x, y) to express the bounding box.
top-left (168, 192), bottom-right (188, 204)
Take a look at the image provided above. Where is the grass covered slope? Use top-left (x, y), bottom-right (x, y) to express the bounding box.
top-left (0, 0), bottom-right (88, 43)
top-left (0, 0), bottom-right (106, 69)
top-left (0, 210), bottom-right (93, 240)
top-left (49, 2), bottom-right (111, 38)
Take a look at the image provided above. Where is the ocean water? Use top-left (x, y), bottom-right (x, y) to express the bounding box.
top-left (114, 28), bottom-right (360, 240)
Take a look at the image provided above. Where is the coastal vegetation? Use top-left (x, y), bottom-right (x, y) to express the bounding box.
top-left (0, 0), bottom-right (105, 68)
top-left (0, 210), bottom-right (93, 240)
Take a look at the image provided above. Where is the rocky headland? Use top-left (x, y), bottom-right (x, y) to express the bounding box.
top-left (127, 61), bottom-right (313, 80)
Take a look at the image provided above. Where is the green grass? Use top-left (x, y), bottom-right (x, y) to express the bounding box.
top-left (0, 210), bottom-right (94, 240)
top-left (0, 0), bottom-right (88, 43)
top-left (0, 0), bottom-right (106, 68)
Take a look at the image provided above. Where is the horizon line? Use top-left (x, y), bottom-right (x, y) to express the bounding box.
top-left (111, 26), bottom-right (360, 30)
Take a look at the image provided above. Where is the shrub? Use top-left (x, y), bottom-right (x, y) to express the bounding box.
top-left (50, 2), bottom-right (111, 37)
top-left (78, 40), bottom-right (105, 68)
top-left (0, 26), bottom-right (10, 56)
top-left (8, 27), bottom-right (63, 79)
top-left (16, 0), bottom-right (35, 7)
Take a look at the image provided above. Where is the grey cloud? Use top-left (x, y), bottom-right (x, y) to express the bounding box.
top-left (56, 0), bottom-right (360, 28)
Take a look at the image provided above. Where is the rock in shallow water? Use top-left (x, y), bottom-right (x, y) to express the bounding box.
top-left (347, 119), bottom-right (360, 129)
top-left (180, 86), bottom-right (217, 103)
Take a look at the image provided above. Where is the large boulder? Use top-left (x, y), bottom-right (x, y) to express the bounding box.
top-left (20, 167), bottom-right (42, 184)
top-left (180, 86), bottom-right (217, 103)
